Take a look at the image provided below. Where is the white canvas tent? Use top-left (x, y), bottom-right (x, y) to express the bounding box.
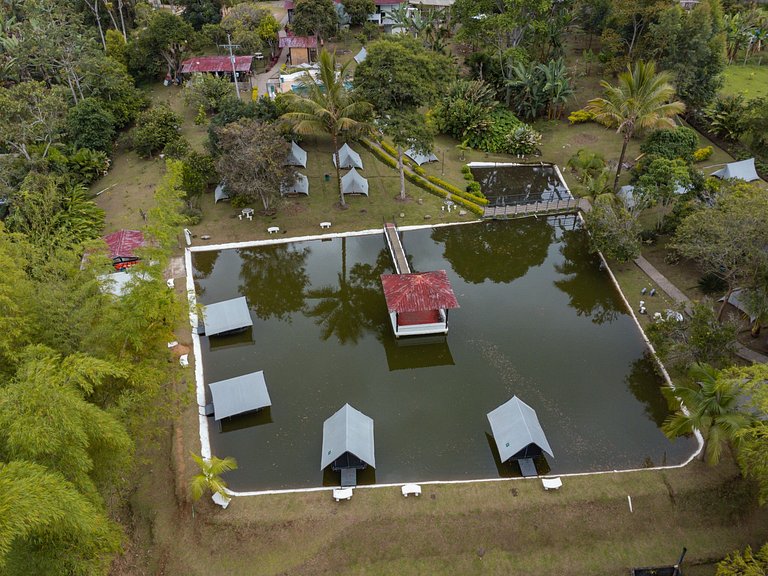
top-left (281, 173), bottom-right (309, 195)
top-left (718, 288), bottom-right (756, 322)
top-left (405, 147), bottom-right (438, 166)
top-left (354, 46), bottom-right (367, 64)
top-left (214, 182), bottom-right (230, 203)
top-left (285, 141), bottom-right (308, 168)
top-left (341, 168), bottom-right (369, 196)
top-left (710, 158), bottom-right (760, 182)
top-left (333, 143), bottom-right (363, 169)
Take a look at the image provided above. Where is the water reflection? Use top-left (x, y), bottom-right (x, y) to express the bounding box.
top-left (554, 227), bottom-right (622, 325)
top-left (306, 238), bottom-right (388, 344)
top-left (239, 244), bottom-right (309, 321)
top-left (471, 165), bottom-right (569, 207)
top-left (431, 220), bottom-right (553, 284)
top-left (625, 355), bottom-right (671, 427)
top-left (382, 334), bottom-right (455, 371)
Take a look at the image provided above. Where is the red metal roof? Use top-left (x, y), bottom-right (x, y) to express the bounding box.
top-left (279, 35), bottom-right (318, 49)
top-left (180, 56), bottom-right (253, 74)
top-left (381, 271), bottom-right (460, 313)
top-left (103, 230), bottom-right (145, 259)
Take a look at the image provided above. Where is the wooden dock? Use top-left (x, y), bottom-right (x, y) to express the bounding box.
top-left (483, 198), bottom-right (591, 219)
top-left (383, 222), bottom-right (411, 274)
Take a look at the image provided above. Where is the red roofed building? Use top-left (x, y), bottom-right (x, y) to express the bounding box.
top-left (381, 271), bottom-right (459, 337)
top-left (180, 55), bottom-right (254, 80)
top-left (103, 230), bottom-right (145, 270)
top-left (278, 33), bottom-right (318, 65)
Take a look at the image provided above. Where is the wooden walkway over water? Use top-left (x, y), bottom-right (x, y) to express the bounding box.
top-left (483, 198), bottom-right (591, 219)
top-left (384, 222), bottom-right (411, 274)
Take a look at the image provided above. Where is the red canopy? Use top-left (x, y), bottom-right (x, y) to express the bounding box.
top-left (381, 271), bottom-right (460, 313)
top-left (180, 56), bottom-right (253, 74)
top-left (103, 230), bottom-right (145, 259)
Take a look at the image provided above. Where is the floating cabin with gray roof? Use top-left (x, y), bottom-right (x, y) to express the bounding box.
top-left (208, 370), bottom-right (271, 422)
top-left (321, 403), bottom-right (375, 488)
top-left (487, 395), bottom-right (554, 477)
top-left (200, 296), bottom-right (253, 337)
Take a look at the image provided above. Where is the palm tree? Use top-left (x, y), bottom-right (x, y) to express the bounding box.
top-left (662, 363), bottom-right (753, 465)
top-left (189, 453), bottom-right (238, 503)
top-left (586, 61), bottom-right (685, 192)
top-left (281, 50), bottom-right (374, 208)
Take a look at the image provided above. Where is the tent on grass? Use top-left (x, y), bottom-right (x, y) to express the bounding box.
top-left (214, 182), bottom-right (230, 203)
top-left (333, 143), bottom-right (363, 169)
top-left (405, 147), bottom-right (438, 166)
top-left (710, 158), bottom-right (760, 182)
top-left (281, 173), bottom-right (309, 195)
top-left (354, 46), bottom-right (367, 64)
top-left (341, 168), bottom-right (369, 196)
top-left (285, 141), bottom-right (308, 168)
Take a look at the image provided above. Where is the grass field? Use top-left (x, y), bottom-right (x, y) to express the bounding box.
top-left (721, 63), bottom-right (768, 99)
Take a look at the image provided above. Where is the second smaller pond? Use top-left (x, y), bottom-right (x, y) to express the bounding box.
top-left (471, 164), bottom-right (570, 207)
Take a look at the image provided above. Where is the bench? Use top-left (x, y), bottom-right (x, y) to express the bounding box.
top-left (542, 477), bottom-right (563, 490)
top-left (320, 221), bottom-right (332, 229)
top-left (267, 226), bottom-right (280, 234)
top-left (333, 488), bottom-right (353, 501)
top-left (401, 483), bottom-right (422, 497)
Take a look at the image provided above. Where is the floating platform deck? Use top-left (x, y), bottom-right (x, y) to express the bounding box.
top-left (483, 198), bottom-right (590, 219)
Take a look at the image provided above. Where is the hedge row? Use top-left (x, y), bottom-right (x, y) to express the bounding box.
top-left (360, 139), bottom-right (485, 216)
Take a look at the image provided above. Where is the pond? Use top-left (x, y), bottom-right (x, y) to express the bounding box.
top-left (191, 217), bottom-right (696, 492)
top-left (470, 164), bottom-right (570, 207)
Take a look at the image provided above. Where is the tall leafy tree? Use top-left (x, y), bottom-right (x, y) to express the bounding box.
top-left (662, 363), bottom-right (753, 465)
top-left (181, 0), bottom-right (222, 30)
top-left (215, 119), bottom-right (295, 211)
top-left (586, 60), bottom-right (685, 192)
top-left (281, 49), bottom-right (373, 208)
top-left (355, 36), bottom-right (452, 199)
top-left (342, 0), bottom-right (375, 26)
top-left (131, 10), bottom-right (195, 82)
top-left (0, 81), bottom-right (67, 161)
top-left (291, 0), bottom-right (338, 41)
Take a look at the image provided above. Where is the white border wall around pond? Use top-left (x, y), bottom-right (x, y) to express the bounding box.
top-left (184, 213), bottom-right (703, 499)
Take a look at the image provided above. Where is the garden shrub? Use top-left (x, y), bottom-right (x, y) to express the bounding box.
top-left (698, 272), bottom-right (728, 295)
top-left (426, 175), bottom-right (487, 204)
top-left (640, 126), bottom-right (698, 162)
top-left (130, 106), bottom-right (182, 158)
top-left (693, 146), bottom-right (713, 162)
top-left (466, 181), bottom-right (481, 195)
top-left (568, 109), bottom-right (594, 124)
top-left (505, 124), bottom-right (542, 156)
top-left (464, 109), bottom-right (522, 153)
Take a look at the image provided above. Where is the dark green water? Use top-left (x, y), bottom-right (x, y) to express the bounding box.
top-left (471, 165), bottom-right (570, 206)
top-left (193, 218), bottom-right (696, 491)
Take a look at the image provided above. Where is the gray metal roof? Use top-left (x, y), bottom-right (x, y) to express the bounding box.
top-left (711, 158), bottom-right (759, 182)
top-left (203, 296), bottom-right (253, 336)
top-left (405, 147), bottom-right (438, 166)
top-left (214, 182), bottom-right (230, 203)
top-left (209, 370), bottom-right (271, 420)
top-left (341, 167), bottom-right (369, 195)
top-left (281, 172), bottom-right (309, 195)
top-left (285, 141), bottom-right (307, 168)
top-left (321, 403), bottom-right (375, 470)
top-left (332, 143), bottom-right (363, 169)
top-left (487, 396), bottom-right (554, 462)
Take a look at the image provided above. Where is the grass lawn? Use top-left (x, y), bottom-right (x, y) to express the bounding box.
top-left (721, 63), bottom-right (768, 100)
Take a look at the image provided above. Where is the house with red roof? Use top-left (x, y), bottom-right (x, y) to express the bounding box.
top-left (278, 33), bottom-right (318, 65)
top-left (102, 229), bottom-right (146, 271)
top-left (179, 55), bottom-right (254, 83)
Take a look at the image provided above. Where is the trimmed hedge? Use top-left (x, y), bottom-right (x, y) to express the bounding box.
top-left (361, 139), bottom-right (484, 216)
top-left (426, 175), bottom-right (488, 205)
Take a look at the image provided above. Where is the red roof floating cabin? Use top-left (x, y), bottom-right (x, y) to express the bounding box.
top-left (380, 271), bottom-right (459, 337)
top-left (278, 33), bottom-right (317, 65)
top-left (103, 229), bottom-right (145, 270)
top-left (180, 55), bottom-right (254, 81)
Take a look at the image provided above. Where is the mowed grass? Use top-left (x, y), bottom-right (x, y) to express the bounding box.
top-left (721, 63), bottom-right (768, 99)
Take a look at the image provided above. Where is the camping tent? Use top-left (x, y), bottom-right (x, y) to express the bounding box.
top-left (341, 168), bottom-right (369, 196)
top-left (354, 46), bottom-right (367, 64)
top-left (281, 173), bottom-right (309, 195)
top-left (214, 183), bottom-right (230, 203)
top-left (710, 158), bottom-right (760, 182)
top-left (718, 288), bottom-right (756, 322)
top-left (284, 141), bottom-right (308, 168)
top-left (405, 147), bottom-right (438, 166)
top-left (333, 143), bottom-right (363, 169)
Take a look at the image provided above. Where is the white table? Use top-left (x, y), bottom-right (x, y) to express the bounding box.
top-left (240, 208), bottom-right (254, 221)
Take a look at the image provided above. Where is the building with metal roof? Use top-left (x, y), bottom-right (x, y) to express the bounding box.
top-left (487, 396), bottom-right (553, 477)
top-left (321, 404), bottom-right (375, 487)
top-left (208, 371), bottom-right (271, 421)
top-left (202, 296), bottom-right (253, 337)
top-left (284, 141), bottom-right (308, 168)
top-left (103, 229), bottom-right (145, 260)
top-left (381, 271), bottom-right (459, 337)
top-left (710, 158), bottom-right (760, 182)
top-left (278, 33), bottom-right (317, 65)
top-left (333, 143), bottom-right (363, 169)
top-left (281, 172), bottom-right (309, 195)
top-left (180, 55), bottom-right (253, 75)
top-left (341, 168), bottom-right (369, 196)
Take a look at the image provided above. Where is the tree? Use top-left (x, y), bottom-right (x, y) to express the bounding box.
top-left (181, 0), bottom-right (222, 30)
top-left (583, 196), bottom-right (641, 261)
top-left (639, 126), bottom-right (698, 162)
top-left (66, 98), bottom-right (117, 153)
top-left (132, 10), bottom-right (195, 81)
top-left (586, 60), bottom-right (685, 192)
top-left (221, 3), bottom-right (278, 54)
top-left (215, 119), bottom-right (295, 211)
top-left (189, 453), bottom-right (237, 502)
top-left (354, 36), bottom-right (452, 199)
top-left (281, 49), bottom-right (374, 208)
top-left (634, 157), bottom-right (692, 227)
top-left (673, 183), bottom-right (768, 320)
top-left (291, 0), bottom-right (338, 41)
top-left (130, 106), bottom-right (182, 158)
top-left (662, 363), bottom-right (753, 465)
top-left (716, 543), bottom-right (768, 575)
top-left (182, 73), bottom-right (237, 114)
top-left (342, 0), bottom-right (375, 26)
top-left (0, 81), bottom-right (67, 161)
